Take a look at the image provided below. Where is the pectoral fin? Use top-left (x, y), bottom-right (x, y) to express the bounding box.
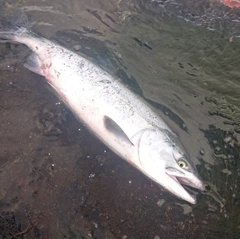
top-left (103, 115), bottom-right (134, 146)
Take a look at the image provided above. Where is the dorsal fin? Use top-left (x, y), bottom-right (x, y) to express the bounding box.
top-left (103, 115), bottom-right (134, 146)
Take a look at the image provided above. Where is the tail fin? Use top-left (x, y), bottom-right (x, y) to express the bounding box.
top-left (0, 9), bottom-right (31, 41)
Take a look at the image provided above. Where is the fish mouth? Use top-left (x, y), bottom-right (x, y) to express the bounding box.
top-left (165, 168), bottom-right (205, 204)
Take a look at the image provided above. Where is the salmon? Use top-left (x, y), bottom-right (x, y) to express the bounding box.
top-left (0, 9), bottom-right (204, 204)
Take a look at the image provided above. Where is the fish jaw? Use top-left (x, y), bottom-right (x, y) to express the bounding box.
top-left (143, 166), bottom-right (204, 204)
top-left (165, 167), bottom-right (205, 204)
top-left (160, 173), bottom-right (197, 204)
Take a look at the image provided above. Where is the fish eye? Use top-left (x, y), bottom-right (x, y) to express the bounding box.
top-left (178, 159), bottom-right (187, 169)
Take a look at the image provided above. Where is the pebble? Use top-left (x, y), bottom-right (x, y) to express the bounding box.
top-left (73, 45), bottom-right (81, 51)
top-left (200, 149), bottom-right (205, 155)
top-left (157, 199), bottom-right (165, 207)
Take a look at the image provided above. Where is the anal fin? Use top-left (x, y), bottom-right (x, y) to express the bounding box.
top-left (23, 53), bottom-right (44, 76)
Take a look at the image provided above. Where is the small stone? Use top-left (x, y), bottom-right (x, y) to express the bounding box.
top-left (157, 199), bottom-right (165, 207)
top-left (224, 136), bottom-right (232, 143)
top-left (117, 53), bottom-right (122, 59)
top-left (87, 232), bottom-right (92, 237)
top-left (89, 173), bottom-right (95, 178)
top-left (73, 45), bottom-right (81, 51)
top-left (200, 149), bottom-right (205, 155)
top-left (92, 222), bottom-right (98, 228)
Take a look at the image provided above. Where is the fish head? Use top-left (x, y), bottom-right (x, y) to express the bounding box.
top-left (137, 128), bottom-right (205, 204)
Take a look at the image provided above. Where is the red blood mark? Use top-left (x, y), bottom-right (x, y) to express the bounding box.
top-left (41, 63), bottom-right (52, 80)
top-left (223, 0), bottom-right (240, 8)
top-left (41, 63), bottom-right (52, 75)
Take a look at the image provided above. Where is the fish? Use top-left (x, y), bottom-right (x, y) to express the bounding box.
top-left (0, 9), bottom-right (205, 204)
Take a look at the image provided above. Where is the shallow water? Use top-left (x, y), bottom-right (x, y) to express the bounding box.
top-left (0, 0), bottom-right (240, 238)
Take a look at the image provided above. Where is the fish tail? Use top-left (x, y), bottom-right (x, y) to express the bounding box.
top-left (0, 9), bottom-right (31, 41)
